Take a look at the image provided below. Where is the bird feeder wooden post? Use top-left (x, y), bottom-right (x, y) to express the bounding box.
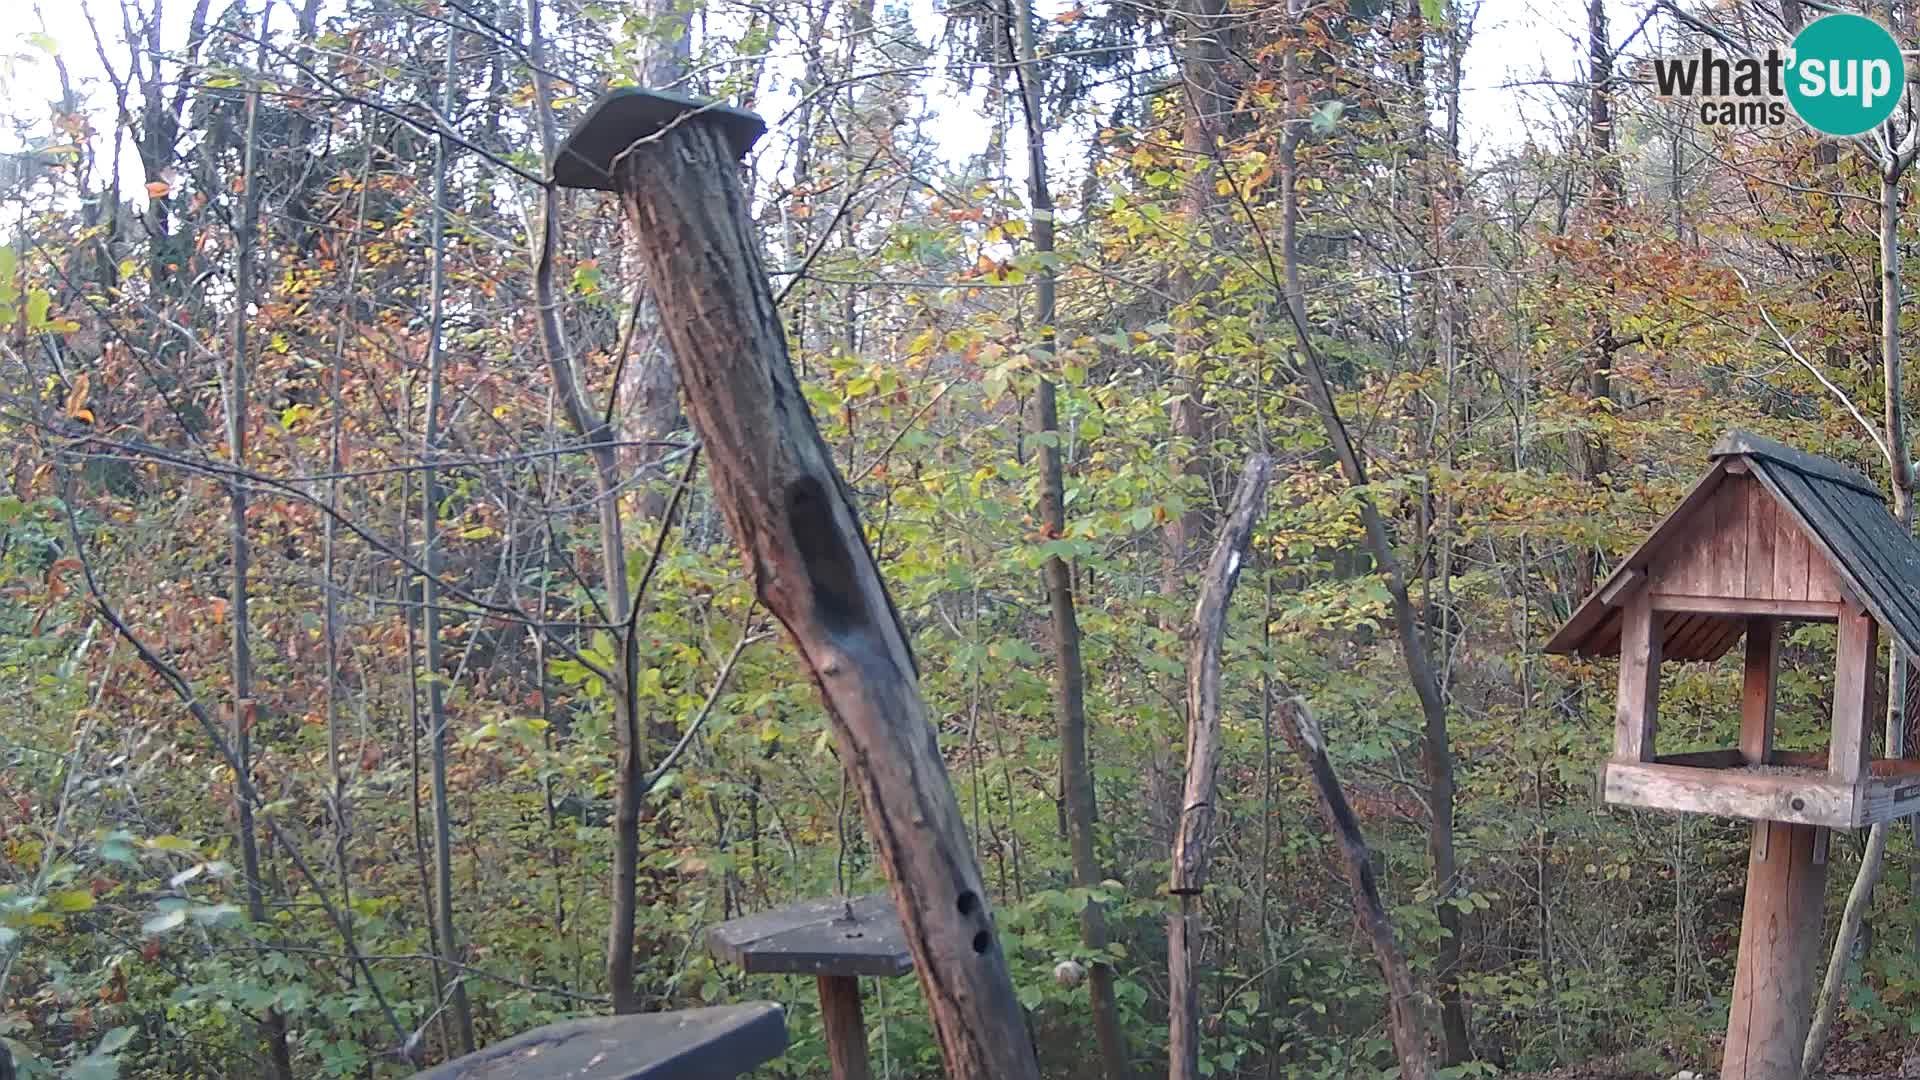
top-left (707, 893), bottom-right (913, 1080)
top-left (1549, 431), bottom-right (1920, 1080)
top-left (550, 89), bottom-right (1041, 1080)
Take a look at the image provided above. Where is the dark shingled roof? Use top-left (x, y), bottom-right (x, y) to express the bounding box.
top-left (1546, 430), bottom-right (1920, 662)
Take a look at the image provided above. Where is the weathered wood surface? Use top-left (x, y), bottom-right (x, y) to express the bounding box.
top-left (1722, 821), bottom-right (1827, 1080)
top-left (1168, 454), bottom-right (1271, 1080)
top-left (1741, 619), bottom-right (1777, 765)
top-left (818, 975), bottom-right (873, 1080)
top-left (1613, 588), bottom-right (1659, 762)
top-left (599, 105), bottom-right (1039, 1080)
top-left (1603, 760), bottom-right (1857, 827)
top-left (1278, 698), bottom-right (1431, 1080)
top-left (1550, 432), bottom-right (1920, 665)
top-left (1647, 474), bottom-right (1844, 607)
top-left (413, 1004), bottom-right (787, 1080)
top-left (1830, 607), bottom-right (1879, 783)
top-left (1608, 754), bottom-right (1920, 826)
top-left (706, 894), bottom-right (911, 977)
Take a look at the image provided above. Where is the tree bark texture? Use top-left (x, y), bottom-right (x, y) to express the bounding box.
top-left (1278, 698), bottom-right (1431, 1080)
top-left (610, 118), bottom-right (1041, 1080)
top-left (1009, 1), bottom-right (1130, 1074)
top-left (1169, 454), bottom-right (1272, 1080)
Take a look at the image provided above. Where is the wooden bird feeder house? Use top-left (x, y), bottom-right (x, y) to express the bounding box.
top-left (1548, 430), bottom-right (1920, 1080)
top-left (707, 894), bottom-right (912, 1080)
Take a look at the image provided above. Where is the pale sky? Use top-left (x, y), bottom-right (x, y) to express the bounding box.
top-left (0, 0), bottom-right (1621, 207)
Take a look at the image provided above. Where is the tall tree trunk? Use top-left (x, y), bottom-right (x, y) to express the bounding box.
top-left (420, 22), bottom-right (477, 1056)
top-left (226, 10), bottom-right (294, 1076)
top-left (1805, 155), bottom-right (1917, 1076)
top-left (1577, 0), bottom-right (1619, 600)
top-left (1165, 0), bottom-right (1230, 580)
top-left (524, 0), bottom-right (650, 1013)
top-left (1279, 0), bottom-right (1467, 1062)
top-left (1009, 4), bottom-right (1130, 1075)
top-left (1402, 0), bottom-right (1472, 1064)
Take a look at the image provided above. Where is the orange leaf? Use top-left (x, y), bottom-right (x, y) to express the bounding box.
top-left (145, 180), bottom-right (170, 198)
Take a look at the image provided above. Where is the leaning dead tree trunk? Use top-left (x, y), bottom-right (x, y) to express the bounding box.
top-left (1169, 455), bottom-right (1272, 1080)
top-left (1277, 698), bottom-right (1432, 1080)
top-left (553, 91), bottom-right (1042, 1080)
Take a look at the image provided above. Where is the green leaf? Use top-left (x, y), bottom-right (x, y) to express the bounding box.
top-left (93, 1029), bottom-right (133, 1056)
top-left (142, 907), bottom-right (187, 935)
top-left (45, 889), bottom-right (95, 913)
top-left (1419, 0), bottom-right (1446, 22)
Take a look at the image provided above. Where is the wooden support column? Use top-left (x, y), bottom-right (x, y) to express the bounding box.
top-left (1830, 607), bottom-right (1878, 782)
top-left (818, 976), bottom-right (873, 1080)
top-left (1722, 820), bottom-right (1828, 1080)
top-left (559, 91), bottom-right (1041, 1080)
top-left (1615, 588), bottom-right (1660, 761)
top-left (1741, 618), bottom-right (1778, 765)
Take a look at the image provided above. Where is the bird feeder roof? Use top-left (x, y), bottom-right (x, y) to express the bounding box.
top-left (552, 87), bottom-right (766, 191)
top-left (1547, 430), bottom-right (1920, 662)
top-left (706, 893), bottom-right (912, 978)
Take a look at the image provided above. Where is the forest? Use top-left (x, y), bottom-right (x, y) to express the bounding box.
top-left (13, 0), bottom-right (1920, 1076)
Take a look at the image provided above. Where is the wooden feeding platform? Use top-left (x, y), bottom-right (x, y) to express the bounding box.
top-left (412, 1003), bottom-right (787, 1080)
top-left (1606, 749), bottom-right (1920, 828)
top-left (707, 894), bottom-right (912, 1080)
top-left (1549, 430), bottom-right (1920, 1080)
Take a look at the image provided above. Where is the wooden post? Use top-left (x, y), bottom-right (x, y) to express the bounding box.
top-left (1722, 820), bottom-right (1828, 1080)
top-left (817, 976), bottom-right (873, 1080)
top-left (556, 91), bottom-right (1040, 1080)
top-left (1830, 607), bottom-right (1878, 782)
top-left (1614, 588), bottom-right (1660, 761)
top-left (1741, 618), bottom-right (1778, 765)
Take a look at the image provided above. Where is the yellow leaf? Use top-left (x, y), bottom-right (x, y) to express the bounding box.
top-left (64, 373), bottom-right (90, 419)
top-left (145, 180), bottom-right (170, 198)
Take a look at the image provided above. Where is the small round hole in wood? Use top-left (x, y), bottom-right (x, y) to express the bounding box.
top-left (1792, 797), bottom-right (1806, 811)
top-left (971, 930), bottom-right (991, 954)
top-left (957, 890), bottom-right (979, 916)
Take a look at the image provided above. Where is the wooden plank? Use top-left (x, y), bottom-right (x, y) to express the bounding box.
top-left (1714, 479), bottom-right (1749, 598)
top-left (1599, 567), bottom-right (1646, 606)
top-left (1722, 821), bottom-right (1828, 1080)
top-left (1830, 608), bottom-right (1879, 783)
top-left (1806, 539), bottom-right (1844, 603)
top-left (819, 975), bottom-right (874, 1080)
top-left (1856, 773), bottom-right (1920, 825)
top-left (415, 1004), bottom-right (789, 1080)
top-left (1653, 749), bottom-right (1747, 769)
top-left (1602, 761), bottom-right (1859, 827)
top-left (707, 894), bottom-right (913, 978)
top-left (1745, 487), bottom-right (1777, 600)
top-left (1615, 590), bottom-right (1660, 762)
top-left (1742, 619), bottom-right (1778, 765)
top-left (1773, 752), bottom-right (1920, 778)
top-left (1547, 462), bottom-right (1730, 655)
top-left (1773, 490), bottom-right (1808, 602)
top-left (1648, 595), bottom-right (1841, 619)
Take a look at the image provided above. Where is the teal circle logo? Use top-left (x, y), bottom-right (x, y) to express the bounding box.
top-left (1786, 14), bottom-right (1906, 136)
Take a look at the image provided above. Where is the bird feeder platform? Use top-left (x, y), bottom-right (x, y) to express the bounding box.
top-left (412, 1002), bottom-right (787, 1079)
top-left (1550, 430), bottom-right (1920, 1080)
top-left (707, 894), bottom-right (912, 1080)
